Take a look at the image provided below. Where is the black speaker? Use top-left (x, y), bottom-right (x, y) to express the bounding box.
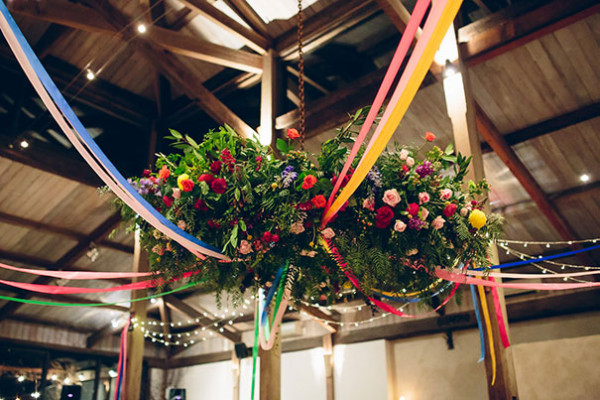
top-left (168, 388), bottom-right (186, 400)
top-left (60, 385), bottom-right (82, 400)
top-left (234, 342), bottom-right (249, 359)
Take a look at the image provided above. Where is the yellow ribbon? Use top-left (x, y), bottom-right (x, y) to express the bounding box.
top-left (477, 280), bottom-right (496, 386)
top-left (323, 0), bottom-right (463, 223)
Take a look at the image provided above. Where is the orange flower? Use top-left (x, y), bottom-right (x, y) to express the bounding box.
top-left (311, 195), bottom-right (326, 208)
top-left (425, 131), bottom-right (436, 142)
top-left (302, 174), bottom-right (317, 190)
top-left (287, 128), bottom-right (301, 140)
top-left (158, 165), bottom-right (170, 180)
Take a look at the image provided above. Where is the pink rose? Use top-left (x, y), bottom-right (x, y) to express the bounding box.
top-left (421, 207), bottom-right (429, 220)
top-left (322, 228), bottom-right (335, 239)
top-left (172, 188), bottom-right (181, 200)
top-left (177, 220), bottom-right (187, 230)
top-left (460, 207), bottom-right (469, 217)
top-left (382, 189), bottom-right (401, 207)
top-left (399, 149), bottom-right (409, 160)
top-left (432, 216), bottom-right (446, 230)
top-left (290, 221), bottom-right (305, 234)
top-left (440, 189), bottom-right (452, 200)
top-left (418, 192), bottom-right (430, 204)
top-left (406, 157), bottom-right (414, 167)
top-left (394, 219), bottom-right (407, 232)
top-left (362, 197), bottom-right (375, 211)
top-left (239, 240), bottom-right (253, 255)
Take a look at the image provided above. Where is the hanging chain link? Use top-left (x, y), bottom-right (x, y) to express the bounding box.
top-left (297, 0), bottom-right (306, 149)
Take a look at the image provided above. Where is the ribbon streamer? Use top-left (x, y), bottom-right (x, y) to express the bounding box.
top-left (477, 282), bottom-right (496, 386)
top-left (322, 0), bottom-right (431, 226)
top-left (470, 284), bottom-right (485, 362)
top-left (0, 1), bottom-right (226, 260)
top-left (489, 277), bottom-right (510, 348)
top-left (114, 317), bottom-right (131, 400)
top-left (465, 269), bottom-right (600, 279)
top-left (0, 262), bottom-right (156, 280)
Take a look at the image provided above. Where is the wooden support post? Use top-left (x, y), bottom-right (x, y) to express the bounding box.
top-left (259, 307), bottom-right (281, 400)
top-left (323, 334), bottom-right (334, 400)
top-left (124, 230), bottom-right (149, 400)
top-left (260, 49), bottom-right (281, 147)
top-left (441, 25), bottom-right (518, 400)
top-left (232, 350), bottom-right (241, 400)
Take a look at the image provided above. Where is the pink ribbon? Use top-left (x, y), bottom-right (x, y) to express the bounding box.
top-left (465, 269), bottom-right (600, 279)
top-left (436, 269), bottom-right (600, 290)
top-left (489, 277), bottom-right (510, 348)
top-left (0, 261), bottom-right (155, 280)
top-left (321, 0), bottom-right (431, 226)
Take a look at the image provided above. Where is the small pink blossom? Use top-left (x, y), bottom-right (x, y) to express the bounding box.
top-left (363, 197), bottom-right (375, 211)
top-left (239, 240), bottom-right (253, 255)
top-left (382, 189), bottom-right (402, 207)
top-left (421, 207), bottom-right (429, 220)
top-left (322, 228), bottom-right (335, 239)
top-left (432, 216), bottom-right (446, 230)
top-left (418, 192), bottom-right (430, 204)
top-left (300, 249), bottom-right (317, 258)
top-left (406, 157), bottom-right (415, 167)
top-left (399, 149), bottom-right (409, 160)
top-left (177, 220), bottom-right (187, 230)
top-left (460, 207), bottom-right (469, 217)
top-left (440, 189), bottom-right (453, 200)
top-left (172, 188), bottom-right (181, 200)
top-left (290, 221), bottom-right (305, 234)
top-left (394, 219), bottom-right (407, 232)
top-left (152, 245), bottom-right (164, 256)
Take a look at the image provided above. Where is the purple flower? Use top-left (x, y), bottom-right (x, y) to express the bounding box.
top-left (408, 218), bottom-right (426, 231)
top-left (281, 165), bottom-right (295, 179)
top-left (283, 171), bottom-right (298, 188)
top-left (415, 161), bottom-right (434, 178)
top-left (366, 166), bottom-right (382, 188)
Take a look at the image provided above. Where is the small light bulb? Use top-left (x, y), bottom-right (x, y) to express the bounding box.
top-left (51, 374), bottom-right (57, 381)
top-left (17, 375), bottom-right (25, 382)
top-left (150, 298), bottom-right (157, 304)
top-left (19, 140), bottom-right (29, 148)
top-left (32, 393), bottom-right (41, 399)
top-left (64, 377), bottom-right (71, 384)
top-left (86, 70), bottom-right (95, 80)
top-left (137, 24), bottom-right (147, 33)
top-left (580, 174), bottom-right (590, 183)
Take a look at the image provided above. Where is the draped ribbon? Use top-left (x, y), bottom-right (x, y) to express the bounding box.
top-left (114, 317), bottom-right (131, 400)
top-left (489, 277), bottom-right (510, 349)
top-left (0, 281), bottom-right (200, 307)
top-left (477, 282), bottom-right (496, 386)
top-left (470, 284), bottom-right (485, 362)
top-left (475, 244), bottom-right (600, 270)
top-left (250, 300), bottom-right (260, 400)
top-left (258, 264), bottom-right (292, 350)
top-left (321, 0), bottom-right (431, 226)
top-left (0, 262), bottom-right (156, 280)
top-left (0, 1), bottom-right (226, 261)
top-left (323, 0), bottom-right (463, 223)
top-left (436, 269), bottom-right (600, 290)
top-left (322, 237), bottom-right (458, 318)
top-left (374, 280), bottom-right (453, 303)
top-left (465, 269), bottom-right (600, 279)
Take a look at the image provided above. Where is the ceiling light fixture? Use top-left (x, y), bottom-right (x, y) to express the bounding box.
top-left (86, 70), bottom-right (96, 81)
top-left (580, 174), bottom-right (590, 183)
top-left (137, 24), bottom-right (147, 34)
top-left (19, 140), bottom-right (29, 148)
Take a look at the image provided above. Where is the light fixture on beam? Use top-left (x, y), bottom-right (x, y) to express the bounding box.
top-left (580, 173), bottom-right (590, 183)
top-left (86, 70), bottom-right (96, 81)
top-left (137, 24), bottom-right (147, 34)
top-left (19, 139), bottom-right (29, 149)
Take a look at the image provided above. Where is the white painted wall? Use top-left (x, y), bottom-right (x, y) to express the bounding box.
top-left (282, 348), bottom-right (328, 400)
top-left (166, 361), bottom-right (234, 399)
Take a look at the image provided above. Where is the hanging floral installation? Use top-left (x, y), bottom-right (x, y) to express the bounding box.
top-left (114, 108), bottom-right (503, 307)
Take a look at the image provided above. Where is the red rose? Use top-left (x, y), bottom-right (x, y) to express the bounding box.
top-left (210, 161), bottom-right (222, 174)
top-left (443, 203), bottom-right (458, 218)
top-left (208, 220), bottom-right (221, 229)
top-left (401, 165), bottom-right (410, 174)
top-left (211, 178), bottom-right (227, 194)
top-left (162, 195), bottom-right (173, 208)
top-left (262, 232), bottom-right (272, 242)
top-left (375, 206), bottom-right (394, 228)
top-left (198, 174), bottom-right (214, 184)
top-left (340, 201), bottom-right (349, 212)
top-left (406, 203), bottom-right (419, 217)
top-left (287, 128), bottom-right (301, 140)
top-left (331, 174), bottom-right (349, 187)
top-left (298, 201), bottom-right (313, 211)
top-left (180, 179), bottom-right (194, 192)
top-left (271, 234), bottom-right (279, 243)
top-left (142, 169), bottom-right (151, 177)
top-left (425, 131), bottom-right (436, 142)
top-left (305, 221), bottom-right (313, 228)
top-left (220, 149), bottom-right (235, 164)
top-left (302, 175), bottom-right (317, 190)
top-left (194, 198), bottom-right (209, 211)
top-left (311, 195), bottom-right (327, 209)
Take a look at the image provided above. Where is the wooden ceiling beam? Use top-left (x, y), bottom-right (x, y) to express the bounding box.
top-left (274, 0), bottom-right (380, 60)
top-left (0, 211), bottom-right (133, 254)
top-left (223, 0), bottom-right (271, 40)
top-left (9, 1), bottom-right (263, 73)
top-left (0, 213), bottom-right (124, 321)
top-left (481, 102), bottom-right (600, 154)
top-left (7, 314), bottom-right (95, 334)
top-left (34, 24), bottom-right (72, 60)
top-left (87, 0), bottom-right (257, 138)
top-left (458, 0), bottom-right (600, 66)
top-left (373, 0), bottom-right (422, 40)
top-left (177, 0), bottom-right (270, 54)
top-left (86, 320), bottom-right (123, 348)
top-left (165, 295), bottom-right (242, 343)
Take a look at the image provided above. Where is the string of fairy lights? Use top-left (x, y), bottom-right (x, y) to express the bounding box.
top-left (127, 237), bottom-right (600, 346)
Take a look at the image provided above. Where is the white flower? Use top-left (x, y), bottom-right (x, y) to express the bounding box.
top-left (399, 149), bottom-right (409, 160)
top-left (406, 157), bottom-right (415, 167)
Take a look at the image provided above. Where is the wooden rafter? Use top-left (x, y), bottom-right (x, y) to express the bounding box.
top-left (177, 0), bottom-right (270, 54)
top-left (373, 0), bottom-right (422, 40)
top-left (9, 1), bottom-right (263, 73)
top-left (0, 213), bottom-right (123, 321)
top-left (223, 0), bottom-right (271, 40)
top-left (34, 23), bottom-right (72, 60)
top-left (458, 0), bottom-right (600, 66)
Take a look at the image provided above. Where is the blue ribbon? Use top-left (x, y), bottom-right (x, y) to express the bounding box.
top-left (473, 244), bottom-right (600, 271)
top-left (260, 267), bottom-right (284, 327)
top-left (0, 1), bottom-right (221, 255)
top-left (470, 284), bottom-right (485, 363)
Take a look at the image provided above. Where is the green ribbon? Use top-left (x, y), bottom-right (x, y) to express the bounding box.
top-left (0, 281), bottom-right (200, 307)
top-left (251, 298), bottom-right (260, 400)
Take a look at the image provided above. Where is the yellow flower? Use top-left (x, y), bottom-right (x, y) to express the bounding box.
top-left (177, 173), bottom-right (190, 190)
top-left (271, 182), bottom-right (278, 189)
top-left (469, 209), bottom-right (487, 229)
top-left (309, 241), bottom-right (315, 248)
top-left (247, 235), bottom-right (253, 240)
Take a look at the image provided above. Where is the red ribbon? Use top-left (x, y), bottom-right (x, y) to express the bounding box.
top-left (0, 261), bottom-right (155, 280)
top-left (489, 277), bottom-right (510, 348)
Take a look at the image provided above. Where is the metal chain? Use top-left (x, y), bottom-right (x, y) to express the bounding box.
top-left (297, 0), bottom-right (306, 149)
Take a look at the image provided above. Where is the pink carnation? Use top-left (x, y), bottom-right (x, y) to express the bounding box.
top-left (440, 189), bottom-right (452, 200)
top-left (418, 192), bottom-right (430, 204)
top-left (432, 216), bottom-right (446, 230)
top-left (290, 221), bottom-right (305, 234)
top-left (363, 197), bottom-right (375, 211)
top-left (322, 228), bottom-right (335, 239)
top-left (421, 207), bottom-right (429, 220)
top-left (382, 189), bottom-right (401, 207)
top-left (239, 240), bottom-right (253, 255)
